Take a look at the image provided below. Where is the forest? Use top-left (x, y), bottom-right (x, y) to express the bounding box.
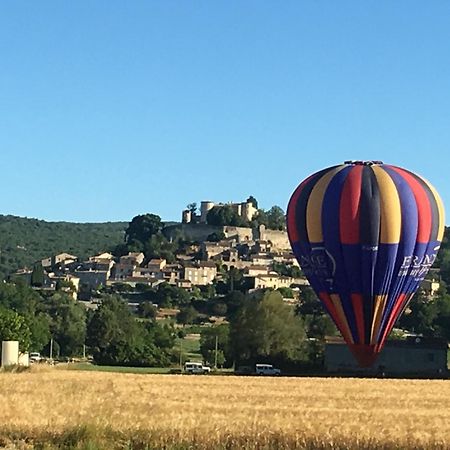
top-left (0, 215), bottom-right (127, 280)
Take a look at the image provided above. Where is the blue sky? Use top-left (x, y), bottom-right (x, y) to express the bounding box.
top-left (1, 1), bottom-right (450, 223)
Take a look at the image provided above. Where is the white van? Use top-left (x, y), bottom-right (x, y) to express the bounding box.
top-left (184, 362), bottom-right (210, 374)
top-left (255, 363), bottom-right (281, 376)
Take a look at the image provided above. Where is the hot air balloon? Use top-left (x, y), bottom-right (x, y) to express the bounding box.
top-left (286, 161), bottom-right (445, 367)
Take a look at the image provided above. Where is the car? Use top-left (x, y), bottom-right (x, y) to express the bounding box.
top-left (29, 352), bottom-right (42, 363)
top-left (184, 361), bottom-right (210, 374)
top-left (255, 363), bottom-right (281, 376)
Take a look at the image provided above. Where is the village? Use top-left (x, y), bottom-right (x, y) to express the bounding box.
top-left (9, 199), bottom-right (310, 304)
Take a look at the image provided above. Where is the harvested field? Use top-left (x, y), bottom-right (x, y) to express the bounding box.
top-left (0, 368), bottom-right (449, 449)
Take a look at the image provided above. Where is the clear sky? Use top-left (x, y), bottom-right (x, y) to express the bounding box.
top-left (1, 1), bottom-right (450, 223)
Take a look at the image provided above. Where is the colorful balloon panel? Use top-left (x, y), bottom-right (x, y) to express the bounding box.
top-left (287, 161), bottom-right (445, 367)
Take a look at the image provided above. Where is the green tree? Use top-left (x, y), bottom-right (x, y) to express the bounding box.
top-left (206, 231), bottom-right (226, 242)
top-left (186, 203), bottom-right (198, 215)
top-left (176, 306), bottom-right (198, 325)
top-left (216, 268), bottom-right (249, 295)
top-left (206, 205), bottom-right (248, 227)
top-left (31, 263), bottom-right (45, 287)
top-left (0, 282), bottom-right (41, 315)
top-left (266, 206), bottom-right (286, 231)
top-left (0, 307), bottom-right (32, 351)
top-left (125, 214), bottom-right (163, 246)
top-left (296, 286), bottom-right (337, 339)
top-left (250, 209), bottom-right (268, 229)
top-left (155, 283), bottom-right (190, 307)
top-left (229, 291), bottom-right (307, 365)
top-left (87, 294), bottom-right (173, 366)
top-left (222, 290), bottom-right (247, 318)
top-left (434, 292), bottom-right (450, 339)
top-left (28, 312), bottom-right (51, 353)
top-left (200, 324), bottom-right (231, 367)
top-left (137, 301), bottom-right (157, 319)
top-left (40, 292), bottom-right (86, 356)
top-left (398, 292), bottom-right (438, 336)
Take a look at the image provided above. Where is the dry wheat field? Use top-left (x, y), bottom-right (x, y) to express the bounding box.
top-left (0, 367), bottom-right (449, 449)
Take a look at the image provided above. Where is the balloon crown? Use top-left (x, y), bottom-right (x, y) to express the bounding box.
top-left (343, 160), bottom-right (384, 166)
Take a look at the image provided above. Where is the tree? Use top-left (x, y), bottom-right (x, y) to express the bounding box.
top-left (125, 214), bottom-right (163, 246)
top-left (137, 301), bottom-right (157, 319)
top-left (216, 268), bottom-right (250, 295)
top-left (266, 206), bottom-right (286, 231)
top-left (186, 203), bottom-right (198, 215)
top-left (176, 306), bottom-right (198, 325)
top-left (40, 292), bottom-right (86, 356)
top-left (206, 205), bottom-right (248, 227)
top-left (31, 263), bottom-right (45, 287)
top-left (0, 282), bottom-right (41, 315)
top-left (296, 286), bottom-right (337, 339)
top-left (200, 324), bottom-right (231, 367)
top-left (207, 231), bottom-right (226, 242)
top-left (28, 312), bottom-right (51, 353)
top-left (250, 209), bottom-right (268, 229)
top-left (222, 290), bottom-right (247, 318)
top-left (0, 307), bottom-right (31, 351)
top-left (155, 283), bottom-right (190, 307)
top-left (87, 294), bottom-right (173, 366)
top-left (229, 291), bottom-right (307, 366)
top-left (87, 295), bottom-right (146, 365)
top-left (433, 292), bottom-right (450, 339)
top-left (398, 292), bottom-right (438, 336)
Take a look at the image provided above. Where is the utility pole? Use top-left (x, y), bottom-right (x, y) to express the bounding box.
top-left (49, 338), bottom-right (53, 360)
top-left (179, 339), bottom-right (183, 370)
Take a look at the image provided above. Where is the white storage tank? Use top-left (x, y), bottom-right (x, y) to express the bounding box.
top-left (1, 340), bottom-right (19, 367)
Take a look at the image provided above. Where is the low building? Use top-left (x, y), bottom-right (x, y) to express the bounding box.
top-left (75, 269), bottom-right (109, 291)
top-left (120, 252), bottom-right (145, 266)
top-left (245, 265), bottom-right (269, 277)
top-left (147, 259), bottom-right (167, 272)
top-left (250, 253), bottom-right (274, 266)
top-left (113, 263), bottom-right (136, 280)
top-left (162, 264), bottom-right (183, 284)
top-left (183, 261), bottom-right (217, 285)
top-left (41, 253), bottom-right (77, 269)
top-left (324, 336), bottom-right (448, 376)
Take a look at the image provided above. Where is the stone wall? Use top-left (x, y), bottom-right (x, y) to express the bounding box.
top-left (164, 223), bottom-right (290, 249)
top-left (257, 225), bottom-right (290, 250)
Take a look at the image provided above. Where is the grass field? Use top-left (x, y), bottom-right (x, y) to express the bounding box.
top-left (1, 367), bottom-right (449, 449)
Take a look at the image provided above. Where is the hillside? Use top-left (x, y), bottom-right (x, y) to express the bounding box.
top-left (0, 215), bottom-right (127, 280)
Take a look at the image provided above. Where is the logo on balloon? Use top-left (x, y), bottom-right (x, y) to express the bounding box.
top-left (300, 246), bottom-right (336, 290)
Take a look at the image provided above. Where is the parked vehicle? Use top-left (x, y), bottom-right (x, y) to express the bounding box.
top-left (184, 361), bottom-right (210, 374)
top-left (29, 352), bottom-right (42, 363)
top-left (255, 363), bottom-right (281, 376)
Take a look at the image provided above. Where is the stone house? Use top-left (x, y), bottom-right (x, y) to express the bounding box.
top-left (183, 261), bottom-right (217, 285)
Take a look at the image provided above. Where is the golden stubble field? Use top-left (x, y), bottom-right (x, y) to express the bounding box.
top-left (0, 368), bottom-right (449, 449)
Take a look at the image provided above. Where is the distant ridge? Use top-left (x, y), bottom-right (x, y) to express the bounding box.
top-left (0, 214), bottom-right (128, 280)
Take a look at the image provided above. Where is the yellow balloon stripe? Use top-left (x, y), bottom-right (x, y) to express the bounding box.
top-left (306, 166), bottom-right (345, 243)
top-left (422, 178), bottom-right (445, 242)
top-left (330, 294), bottom-right (354, 345)
top-left (370, 295), bottom-right (387, 345)
top-left (372, 166), bottom-right (402, 244)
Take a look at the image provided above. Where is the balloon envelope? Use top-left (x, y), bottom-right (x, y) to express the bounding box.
top-left (286, 161), bottom-right (445, 367)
